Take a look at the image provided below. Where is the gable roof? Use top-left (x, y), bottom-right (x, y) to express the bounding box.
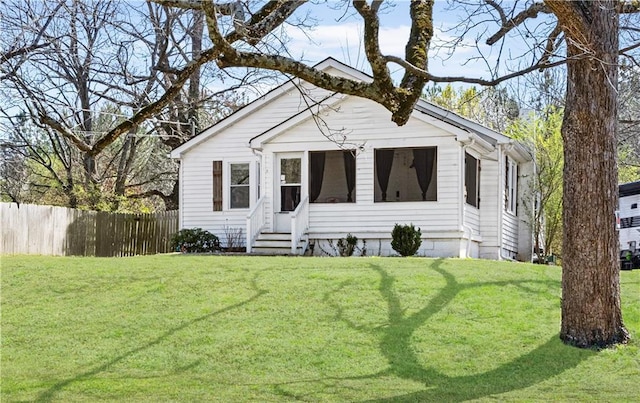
top-left (248, 92), bottom-right (347, 150)
top-left (171, 57), bottom-right (529, 161)
top-left (170, 57), bottom-right (366, 159)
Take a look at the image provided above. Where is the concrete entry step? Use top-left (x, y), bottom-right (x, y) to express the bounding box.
top-left (249, 232), bottom-right (307, 255)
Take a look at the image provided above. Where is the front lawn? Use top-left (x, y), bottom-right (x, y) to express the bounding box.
top-left (2, 255), bottom-right (639, 401)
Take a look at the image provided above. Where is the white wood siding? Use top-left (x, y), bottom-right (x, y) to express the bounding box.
top-left (307, 202), bottom-right (460, 236)
top-left (502, 211), bottom-right (519, 255)
top-left (478, 155), bottom-right (500, 258)
top-left (179, 84), bottom-right (333, 243)
top-left (462, 148), bottom-right (481, 241)
top-left (264, 96), bottom-right (462, 239)
top-left (517, 160), bottom-right (535, 261)
top-left (499, 150), bottom-right (522, 259)
top-left (464, 205), bottom-right (480, 237)
top-left (178, 83), bottom-right (530, 259)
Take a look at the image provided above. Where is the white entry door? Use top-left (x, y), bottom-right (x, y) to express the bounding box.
top-left (274, 153), bottom-right (302, 232)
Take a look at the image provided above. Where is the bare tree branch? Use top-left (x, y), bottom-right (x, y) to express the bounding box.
top-left (38, 115), bottom-right (92, 152)
top-left (620, 41), bottom-right (640, 54)
top-left (384, 54), bottom-right (570, 86)
top-left (0, 1), bottom-right (65, 79)
top-left (1, 43), bottom-right (49, 64)
top-left (352, 1), bottom-right (393, 87)
top-left (89, 0), bottom-right (304, 157)
top-left (485, 1), bottom-right (551, 45)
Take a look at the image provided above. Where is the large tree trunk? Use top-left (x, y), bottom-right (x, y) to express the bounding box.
top-left (554, 0), bottom-right (629, 348)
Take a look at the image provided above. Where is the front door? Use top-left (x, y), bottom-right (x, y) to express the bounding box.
top-left (275, 153), bottom-right (302, 232)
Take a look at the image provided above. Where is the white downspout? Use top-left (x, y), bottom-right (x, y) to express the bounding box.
top-left (497, 144), bottom-right (505, 260)
top-left (178, 159), bottom-right (183, 230)
top-left (249, 147), bottom-right (264, 251)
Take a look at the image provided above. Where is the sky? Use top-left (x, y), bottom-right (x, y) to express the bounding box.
top-left (1, 1), bottom-right (539, 129)
top-left (280, 1), bottom-right (501, 81)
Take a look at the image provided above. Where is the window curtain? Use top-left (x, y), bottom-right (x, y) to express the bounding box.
top-left (510, 162), bottom-right (517, 213)
top-left (505, 156), bottom-right (509, 210)
top-left (465, 153), bottom-right (479, 207)
top-left (412, 148), bottom-right (435, 201)
top-left (375, 149), bottom-right (395, 201)
top-left (343, 151), bottom-right (356, 202)
top-left (309, 152), bottom-right (325, 203)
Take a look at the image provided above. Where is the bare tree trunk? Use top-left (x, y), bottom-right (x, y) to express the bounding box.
top-left (165, 179), bottom-right (179, 210)
top-left (556, 1), bottom-right (629, 348)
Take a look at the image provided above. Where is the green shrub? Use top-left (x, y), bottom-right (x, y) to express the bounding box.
top-left (337, 233), bottom-right (358, 257)
top-left (171, 228), bottom-right (220, 253)
top-left (391, 224), bottom-right (422, 256)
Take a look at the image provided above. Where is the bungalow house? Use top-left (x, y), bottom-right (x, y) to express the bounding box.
top-left (170, 58), bottom-right (534, 260)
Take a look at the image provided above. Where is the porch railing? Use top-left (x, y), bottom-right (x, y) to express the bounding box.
top-left (246, 196), bottom-right (266, 253)
top-left (290, 195), bottom-right (309, 255)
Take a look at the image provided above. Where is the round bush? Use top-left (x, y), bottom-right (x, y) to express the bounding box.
top-left (391, 224), bottom-right (422, 257)
top-left (171, 228), bottom-right (220, 253)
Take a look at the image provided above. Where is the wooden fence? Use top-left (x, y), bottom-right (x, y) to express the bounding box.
top-left (1, 203), bottom-right (179, 257)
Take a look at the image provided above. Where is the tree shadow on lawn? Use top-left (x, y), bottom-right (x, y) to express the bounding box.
top-left (35, 273), bottom-right (268, 402)
top-left (274, 259), bottom-right (595, 402)
top-left (371, 260), bottom-right (595, 401)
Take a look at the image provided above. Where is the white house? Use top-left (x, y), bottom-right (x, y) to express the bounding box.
top-left (619, 180), bottom-right (640, 252)
top-left (170, 58), bottom-right (534, 259)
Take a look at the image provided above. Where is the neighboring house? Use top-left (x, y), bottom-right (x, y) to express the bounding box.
top-left (170, 58), bottom-right (534, 260)
top-left (619, 180), bottom-right (640, 253)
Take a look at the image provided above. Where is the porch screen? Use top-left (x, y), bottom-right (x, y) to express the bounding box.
top-left (412, 148), bottom-right (436, 201)
top-left (309, 150), bottom-right (356, 203)
top-left (343, 151), bottom-right (356, 202)
top-left (375, 147), bottom-right (437, 202)
top-left (310, 152), bottom-right (326, 202)
top-left (375, 149), bottom-right (395, 201)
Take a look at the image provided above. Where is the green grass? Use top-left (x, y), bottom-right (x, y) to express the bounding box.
top-left (1, 255), bottom-right (639, 402)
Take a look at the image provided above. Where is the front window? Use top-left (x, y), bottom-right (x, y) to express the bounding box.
top-left (374, 147), bottom-right (437, 202)
top-left (465, 152), bottom-right (480, 208)
top-left (230, 163), bottom-right (250, 209)
top-left (309, 150), bottom-right (356, 203)
top-left (505, 157), bottom-right (517, 214)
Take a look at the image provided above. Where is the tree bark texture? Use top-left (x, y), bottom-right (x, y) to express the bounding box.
top-left (547, 0), bottom-right (629, 348)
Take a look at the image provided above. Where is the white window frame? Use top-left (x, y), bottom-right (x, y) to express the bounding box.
top-left (224, 160), bottom-right (258, 210)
